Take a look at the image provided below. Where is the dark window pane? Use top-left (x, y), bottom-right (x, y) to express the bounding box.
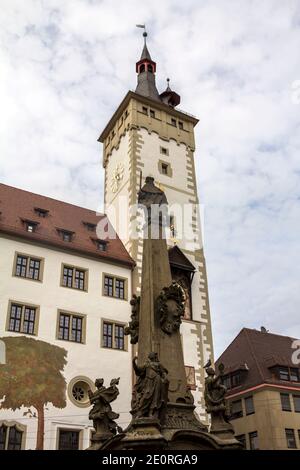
top-left (104, 276), bottom-right (114, 297)
top-left (285, 429), bottom-right (297, 449)
top-left (58, 313), bottom-right (70, 341)
top-left (230, 400), bottom-right (243, 420)
top-left (249, 431), bottom-right (259, 450)
top-left (115, 325), bottom-right (124, 350)
top-left (290, 368), bottom-right (299, 382)
top-left (293, 395), bottom-right (300, 413)
top-left (23, 307), bottom-right (36, 335)
top-left (9, 304), bottom-right (22, 332)
top-left (28, 258), bottom-right (40, 280)
top-left (71, 316), bottom-right (83, 343)
top-left (115, 279), bottom-right (125, 299)
top-left (236, 434), bottom-right (246, 449)
top-left (281, 393), bottom-right (291, 411)
top-left (103, 322), bottom-right (113, 348)
top-left (58, 430), bottom-right (80, 450)
top-left (7, 426), bottom-right (22, 450)
top-left (0, 425), bottom-right (7, 450)
top-left (279, 367), bottom-right (289, 381)
top-left (231, 372), bottom-right (242, 388)
top-left (15, 256), bottom-right (27, 277)
top-left (245, 396), bottom-right (255, 415)
top-left (74, 270), bottom-right (85, 290)
top-left (223, 375), bottom-right (231, 390)
top-left (63, 267), bottom-right (73, 287)
top-left (97, 241), bottom-right (106, 251)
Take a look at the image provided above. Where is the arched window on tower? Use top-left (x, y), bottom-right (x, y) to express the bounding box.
top-left (139, 63), bottom-right (145, 73)
top-left (147, 64), bottom-right (153, 73)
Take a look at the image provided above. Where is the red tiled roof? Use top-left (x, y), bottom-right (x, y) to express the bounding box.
top-left (0, 183), bottom-right (134, 268)
top-left (216, 328), bottom-right (300, 396)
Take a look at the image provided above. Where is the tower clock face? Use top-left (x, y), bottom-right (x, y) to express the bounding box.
top-left (110, 162), bottom-right (124, 193)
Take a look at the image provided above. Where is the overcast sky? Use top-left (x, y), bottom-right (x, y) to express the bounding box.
top-left (1, 0), bottom-right (300, 357)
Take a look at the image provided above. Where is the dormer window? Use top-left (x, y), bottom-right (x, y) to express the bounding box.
top-left (22, 220), bottom-right (38, 233)
top-left (34, 207), bottom-right (49, 218)
top-left (97, 240), bottom-right (107, 252)
top-left (57, 229), bottom-right (74, 242)
top-left (91, 238), bottom-right (107, 252)
top-left (277, 366), bottom-right (300, 382)
top-left (83, 222), bottom-right (97, 232)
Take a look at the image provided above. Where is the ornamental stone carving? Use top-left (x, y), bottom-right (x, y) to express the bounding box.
top-left (156, 282), bottom-right (186, 335)
top-left (124, 295), bottom-right (140, 344)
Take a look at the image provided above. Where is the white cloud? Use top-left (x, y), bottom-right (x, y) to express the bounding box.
top-left (0, 0), bottom-right (300, 357)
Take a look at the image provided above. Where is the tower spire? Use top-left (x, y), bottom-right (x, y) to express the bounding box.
top-left (135, 27), bottom-right (161, 102)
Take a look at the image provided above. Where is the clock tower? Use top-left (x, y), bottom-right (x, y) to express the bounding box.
top-left (98, 33), bottom-right (214, 422)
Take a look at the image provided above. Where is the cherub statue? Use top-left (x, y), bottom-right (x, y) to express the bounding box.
top-left (88, 377), bottom-right (122, 441)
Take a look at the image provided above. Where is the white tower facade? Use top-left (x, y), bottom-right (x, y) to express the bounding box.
top-left (99, 37), bottom-right (214, 422)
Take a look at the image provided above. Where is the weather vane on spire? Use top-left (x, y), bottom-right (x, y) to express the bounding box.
top-left (136, 24), bottom-right (147, 43)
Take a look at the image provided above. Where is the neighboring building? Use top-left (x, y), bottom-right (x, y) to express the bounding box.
top-left (0, 183), bottom-right (134, 450)
top-left (99, 36), bottom-right (213, 420)
top-left (216, 328), bottom-right (300, 450)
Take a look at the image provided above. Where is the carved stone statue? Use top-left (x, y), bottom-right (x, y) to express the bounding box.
top-left (204, 362), bottom-right (233, 435)
top-left (124, 295), bottom-right (140, 344)
top-left (88, 377), bottom-right (122, 441)
top-left (156, 282), bottom-right (186, 335)
top-left (131, 352), bottom-right (169, 421)
top-left (138, 176), bottom-right (168, 227)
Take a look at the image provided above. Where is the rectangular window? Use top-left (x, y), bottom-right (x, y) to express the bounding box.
top-left (171, 118), bottom-right (177, 127)
top-left (231, 372), bottom-right (242, 388)
top-left (8, 303), bottom-right (37, 335)
top-left (115, 324), bottom-right (125, 350)
top-left (58, 430), bottom-right (80, 450)
top-left (279, 367), bottom-right (289, 381)
top-left (150, 109), bottom-right (155, 118)
top-left (104, 276), bottom-right (114, 297)
top-left (97, 241), bottom-right (107, 252)
top-left (285, 429), bottom-right (297, 449)
top-left (230, 399), bottom-right (243, 419)
top-left (0, 424), bottom-right (24, 451)
top-left (161, 163), bottom-right (169, 175)
top-left (142, 106), bottom-right (148, 115)
top-left (281, 393), bottom-right (292, 411)
top-left (160, 147), bottom-right (168, 156)
top-left (178, 121), bottom-right (184, 130)
top-left (23, 307), bottom-right (36, 335)
top-left (293, 395), bottom-right (300, 413)
top-left (62, 265), bottom-right (87, 291)
top-left (245, 396), bottom-right (255, 415)
top-left (25, 221), bottom-right (38, 233)
top-left (58, 312), bottom-right (84, 343)
top-left (185, 366), bottom-right (196, 390)
top-left (115, 279), bottom-right (125, 299)
top-left (15, 254), bottom-right (42, 281)
top-left (0, 425), bottom-right (7, 450)
top-left (236, 434), bottom-right (246, 449)
top-left (102, 322), bottom-right (125, 350)
top-left (34, 208), bottom-right (48, 218)
top-left (103, 275), bottom-right (127, 300)
top-left (290, 368), bottom-right (300, 382)
top-left (15, 255), bottom-right (27, 277)
top-left (249, 431), bottom-right (259, 450)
